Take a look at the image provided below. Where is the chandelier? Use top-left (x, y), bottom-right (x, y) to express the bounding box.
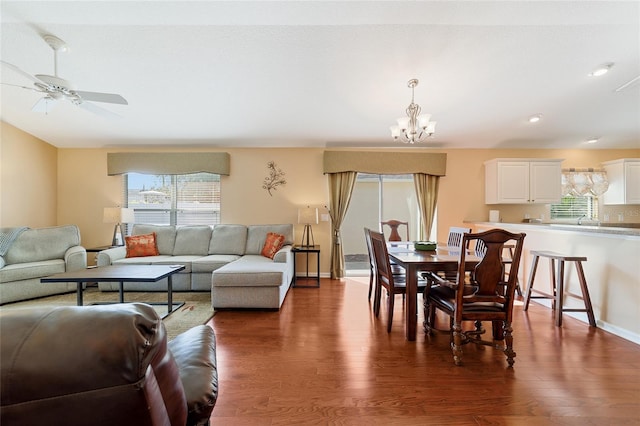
top-left (390, 79), bottom-right (437, 144)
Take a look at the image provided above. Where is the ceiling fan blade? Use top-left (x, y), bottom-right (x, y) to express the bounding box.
top-left (77, 101), bottom-right (122, 119)
top-left (75, 90), bottom-right (128, 105)
top-left (32, 97), bottom-right (58, 113)
top-left (1, 60), bottom-right (43, 84)
top-left (1, 82), bottom-right (41, 92)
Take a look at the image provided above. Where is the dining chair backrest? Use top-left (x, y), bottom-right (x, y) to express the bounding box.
top-left (474, 239), bottom-right (488, 257)
top-left (369, 229), bottom-right (398, 291)
top-left (447, 227), bottom-right (471, 249)
top-left (364, 227), bottom-right (377, 299)
top-left (381, 220), bottom-right (409, 242)
top-left (457, 229), bottom-right (525, 309)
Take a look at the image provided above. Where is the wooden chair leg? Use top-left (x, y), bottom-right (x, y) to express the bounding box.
top-left (423, 298), bottom-right (436, 335)
top-left (373, 281), bottom-right (382, 317)
top-left (387, 292), bottom-right (395, 333)
top-left (452, 322), bottom-right (464, 366)
top-left (492, 321), bottom-right (504, 340)
top-left (503, 320), bottom-right (516, 367)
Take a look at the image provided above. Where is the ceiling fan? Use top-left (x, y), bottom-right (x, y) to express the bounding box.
top-left (1, 34), bottom-right (128, 117)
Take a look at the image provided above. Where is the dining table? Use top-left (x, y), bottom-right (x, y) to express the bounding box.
top-left (387, 243), bottom-right (480, 341)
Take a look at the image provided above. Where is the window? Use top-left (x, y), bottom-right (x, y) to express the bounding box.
top-left (550, 196), bottom-right (597, 220)
top-left (125, 173), bottom-right (221, 226)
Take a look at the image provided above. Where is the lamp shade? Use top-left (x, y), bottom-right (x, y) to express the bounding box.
top-left (297, 206), bottom-right (319, 225)
top-left (103, 207), bottom-right (135, 224)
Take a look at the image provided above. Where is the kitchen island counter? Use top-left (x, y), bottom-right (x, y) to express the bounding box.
top-left (468, 221), bottom-right (640, 344)
top-left (469, 221), bottom-right (640, 238)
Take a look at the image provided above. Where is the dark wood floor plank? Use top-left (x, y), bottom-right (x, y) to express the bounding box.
top-left (208, 277), bottom-right (640, 425)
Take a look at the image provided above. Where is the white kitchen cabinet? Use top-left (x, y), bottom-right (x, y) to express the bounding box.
top-left (484, 158), bottom-right (563, 204)
top-left (602, 159), bottom-right (640, 205)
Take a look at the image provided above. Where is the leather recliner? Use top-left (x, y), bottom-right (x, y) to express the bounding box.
top-left (0, 303), bottom-right (218, 426)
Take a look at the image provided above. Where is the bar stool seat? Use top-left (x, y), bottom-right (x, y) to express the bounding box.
top-left (523, 250), bottom-right (596, 327)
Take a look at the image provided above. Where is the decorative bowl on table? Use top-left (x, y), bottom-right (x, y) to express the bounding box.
top-left (414, 241), bottom-right (437, 251)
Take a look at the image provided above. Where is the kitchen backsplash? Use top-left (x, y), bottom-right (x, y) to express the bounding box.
top-left (483, 203), bottom-right (640, 224)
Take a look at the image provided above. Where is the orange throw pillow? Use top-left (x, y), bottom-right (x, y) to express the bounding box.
top-left (125, 232), bottom-right (159, 258)
top-left (261, 232), bottom-right (285, 259)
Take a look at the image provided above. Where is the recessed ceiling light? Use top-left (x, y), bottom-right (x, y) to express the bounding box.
top-left (589, 62), bottom-right (614, 77)
top-left (585, 138), bottom-right (599, 144)
top-left (528, 114), bottom-right (542, 123)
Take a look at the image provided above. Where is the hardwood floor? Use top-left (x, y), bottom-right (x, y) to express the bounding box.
top-left (207, 277), bottom-right (640, 425)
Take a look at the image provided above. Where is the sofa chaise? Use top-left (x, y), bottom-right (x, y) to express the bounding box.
top-left (97, 223), bottom-right (295, 309)
top-left (0, 225), bottom-right (87, 305)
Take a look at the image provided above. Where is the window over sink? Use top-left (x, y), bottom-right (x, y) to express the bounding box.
top-left (550, 196), bottom-right (597, 221)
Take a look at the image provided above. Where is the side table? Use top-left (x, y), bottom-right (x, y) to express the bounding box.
top-left (292, 245), bottom-right (320, 288)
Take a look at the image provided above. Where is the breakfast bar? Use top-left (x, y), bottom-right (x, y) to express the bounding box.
top-left (471, 221), bottom-right (640, 343)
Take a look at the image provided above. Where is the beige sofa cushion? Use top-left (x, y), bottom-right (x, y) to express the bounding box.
top-left (132, 225), bottom-right (176, 255)
top-left (245, 225), bottom-right (293, 255)
top-left (209, 225), bottom-right (247, 255)
top-left (174, 226), bottom-right (212, 256)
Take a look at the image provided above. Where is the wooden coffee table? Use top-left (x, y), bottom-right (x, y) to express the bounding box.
top-left (41, 264), bottom-right (185, 316)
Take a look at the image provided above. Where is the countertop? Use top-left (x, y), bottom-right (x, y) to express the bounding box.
top-left (468, 221), bottom-right (640, 237)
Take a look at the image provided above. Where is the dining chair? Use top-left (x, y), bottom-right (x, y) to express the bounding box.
top-left (423, 228), bottom-right (526, 366)
top-left (438, 227), bottom-right (472, 281)
top-left (447, 226), bottom-right (472, 251)
top-left (364, 228), bottom-right (407, 301)
top-left (380, 220), bottom-right (409, 242)
top-left (474, 239), bottom-right (522, 296)
top-left (369, 228), bottom-right (428, 332)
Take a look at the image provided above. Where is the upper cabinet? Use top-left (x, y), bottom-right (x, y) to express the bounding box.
top-left (602, 159), bottom-right (640, 205)
top-left (484, 158), bottom-right (563, 204)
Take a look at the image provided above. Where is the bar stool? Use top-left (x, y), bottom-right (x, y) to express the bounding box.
top-left (523, 250), bottom-right (596, 327)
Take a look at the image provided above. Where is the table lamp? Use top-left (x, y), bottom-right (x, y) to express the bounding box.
top-left (297, 206), bottom-right (318, 247)
top-left (103, 207), bottom-right (135, 246)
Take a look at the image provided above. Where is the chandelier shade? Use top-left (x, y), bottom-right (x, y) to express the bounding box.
top-left (390, 79), bottom-right (437, 144)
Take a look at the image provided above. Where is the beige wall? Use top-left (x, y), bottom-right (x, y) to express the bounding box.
top-left (56, 147), bottom-right (333, 266)
top-left (0, 122), bottom-right (57, 227)
top-left (3, 121), bottom-right (639, 273)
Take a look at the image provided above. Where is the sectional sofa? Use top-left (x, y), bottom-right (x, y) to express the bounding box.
top-left (97, 223), bottom-right (295, 309)
top-left (0, 225), bottom-right (87, 305)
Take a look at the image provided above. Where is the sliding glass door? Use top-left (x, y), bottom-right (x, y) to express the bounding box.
top-left (342, 174), bottom-right (423, 275)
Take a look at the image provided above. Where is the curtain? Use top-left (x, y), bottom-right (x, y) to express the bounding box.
top-left (328, 171), bottom-right (358, 279)
top-left (413, 173), bottom-right (440, 240)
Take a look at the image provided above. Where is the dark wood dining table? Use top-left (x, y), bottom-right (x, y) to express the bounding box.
top-left (388, 244), bottom-right (480, 341)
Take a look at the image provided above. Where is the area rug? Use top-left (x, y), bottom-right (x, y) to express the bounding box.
top-left (0, 288), bottom-right (215, 341)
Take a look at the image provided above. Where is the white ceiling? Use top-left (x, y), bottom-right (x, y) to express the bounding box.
top-left (1, 1), bottom-right (639, 150)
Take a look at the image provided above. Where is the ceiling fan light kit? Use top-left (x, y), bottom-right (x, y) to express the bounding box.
top-left (43, 34), bottom-right (67, 52)
top-left (0, 33), bottom-right (128, 117)
top-left (390, 78), bottom-right (437, 144)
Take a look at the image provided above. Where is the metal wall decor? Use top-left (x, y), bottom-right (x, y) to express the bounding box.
top-left (262, 161), bottom-right (286, 196)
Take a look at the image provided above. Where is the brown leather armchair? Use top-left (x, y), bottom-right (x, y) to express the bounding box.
top-left (0, 303), bottom-right (218, 426)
